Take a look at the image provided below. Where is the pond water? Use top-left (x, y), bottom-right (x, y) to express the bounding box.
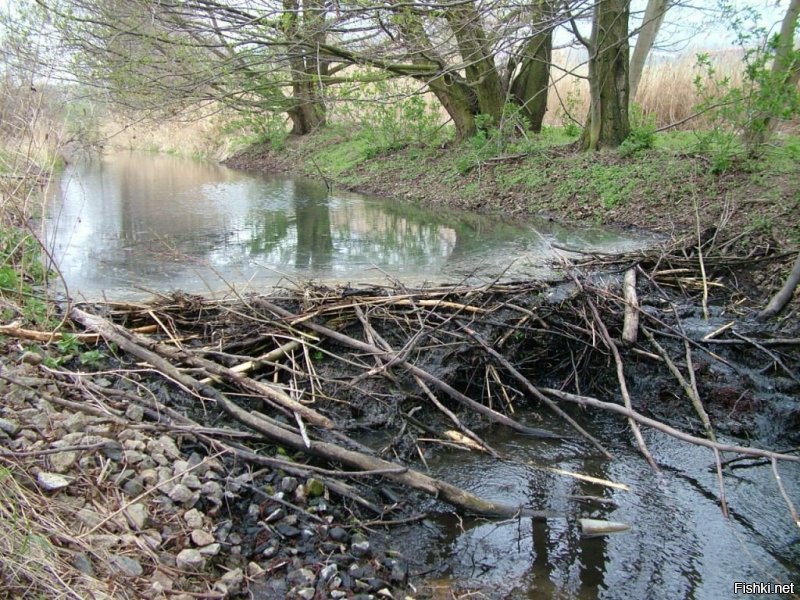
top-left (44, 153), bottom-right (652, 299)
top-left (394, 411), bottom-right (800, 599)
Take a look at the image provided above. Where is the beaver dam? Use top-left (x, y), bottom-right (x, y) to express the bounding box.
top-left (1, 240), bottom-right (799, 599)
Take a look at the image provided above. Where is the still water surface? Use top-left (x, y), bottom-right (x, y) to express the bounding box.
top-left (45, 153), bottom-right (650, 299)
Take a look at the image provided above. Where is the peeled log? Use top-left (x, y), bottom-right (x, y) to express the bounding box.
top-left (579, 518), bottom-right (631, 536)
top-left (622, 268), bottom-right (639, 344)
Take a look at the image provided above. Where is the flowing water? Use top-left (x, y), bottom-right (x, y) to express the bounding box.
top-left (45, 152), bottom-right (652, 299)
top-left (395, 412), bottom-right (800, 599)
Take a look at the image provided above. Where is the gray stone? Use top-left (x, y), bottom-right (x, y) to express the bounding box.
top-left (0, 418), bottom-right (19, 436)
top-left (110, 554), bottom-right (143, 577)
top-left (123, 450), bottom-right (147, 465)
top-left (247, 562), bottom-right (265, 579)
top-left (190, 529), bottom-right (215, 547)
top-left (124, 404), bottom-right (144, 422)
top-left (351, 540), bottom-right (371, 557)
top-left (296, 588), bottom-right (315, 600)
top-left (123, 438), bottom-right (146, 451)
top-left (84, 534), bottom-right (119, 550)
top-left (48, 450), bottom-right (78, 473)
top-left (175, 548), bottom-right (205, 571)
top-left (198, 543), bottom-right (221, 556)
top-left (20, 351), bottom-right (43, 365)
top-left (123, 477), bottom-right (145, 497)
top-left (63, 412), bottom-right (89, 433)
top-left (280, 476), bottom-right (298, 493)
top-left (183, 508), bottom-right (205, 530)
top-left (100, 441), bottom-right (123, 461)
top-left (168, 484), bottom-right (194, 503)
top-left (72, 552), bottom-right (95, 576)
top-left (200, 480), bottom-right (223, 504)
top-left (172, 460), bottom-right (190, 477)
top-left (37, 471), bottom-right (71, 491)
top-left (76, 508), bottom-right (104, 529)
top-left (156, 467), bottom-right (173, 484)
top-left (181, 473), bottom-right (201, 490)
top-left (220, 567), bottom-right (244, 591)
top-left (287, 567), bottom-right (316, 587)
top-left (329, 526), bottom-right (349, 542)
top-left (125, 503), bottom-right (149, 529)
top-left (139, 468), bottom-right (159, 487)
top-left (151, 568), bottom-right (174, 592)
top-left (320, 563), bottom-right (338, 583)
top-left (152, 435), bottom-right (181, 459)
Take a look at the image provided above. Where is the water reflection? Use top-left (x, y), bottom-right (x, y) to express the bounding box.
top-left (398, 415), bottom-right (800, 599)
top-left (45, 153), bottom-right (651, 299)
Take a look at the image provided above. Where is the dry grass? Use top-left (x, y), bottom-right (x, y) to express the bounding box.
top-left (0, 462), bottom-right (120, 599)
top-left (103, 106), bottom-right (240, 160)
top-left (545, 49), bottom-right (747, 130)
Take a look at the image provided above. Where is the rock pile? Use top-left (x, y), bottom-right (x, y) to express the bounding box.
top-left (0, 361), bottom-right (417, 599)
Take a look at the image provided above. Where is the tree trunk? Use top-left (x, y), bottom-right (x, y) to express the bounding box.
top-left (629, 0), bottom-right (670, 99)
top-left (284, 0), bottom-right (327, 135)
top-left (510, 2), bottom-right (554, 132)
top-left (445, 2), bottom-right (505, 122)
top-left (390, 5), bottom-right (481, 138)
top-left (428, 75), bottom-right (480, 139)
top-left (744, 0), bottom-right (800, 153)
top-left (581, 0), bottom-right (631, 151)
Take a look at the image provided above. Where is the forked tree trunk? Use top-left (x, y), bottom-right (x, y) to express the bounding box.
top-left (581, 0), bottom-right (631, 151)
top-left (444, 2), bottom-right (506, 123)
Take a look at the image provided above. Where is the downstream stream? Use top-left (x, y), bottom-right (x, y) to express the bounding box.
top-left (44, 153), bottom-right (799, 599)
top-left (394, 411), bottom-right (800, 599)
top-left (45, 153), bottom-right (651, 299)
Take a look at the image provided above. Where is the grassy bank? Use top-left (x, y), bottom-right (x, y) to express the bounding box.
top-left (225, 124), bottom-right (800, 250)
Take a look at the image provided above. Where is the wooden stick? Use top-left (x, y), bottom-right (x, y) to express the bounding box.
top-left (771, 457), bottom-right (800, 528)
top-left (621, 268), bottom-right (639, 344)
top-left (539, 387), bottom-right (800, 463)
top-left (713, 448), bottom-right (729, 518)
top-left (253, 299), bottom-right (557, 438)
top-left (586, 300), bottom-right (657, 469)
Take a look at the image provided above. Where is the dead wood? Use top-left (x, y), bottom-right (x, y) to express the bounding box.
top-left (759, 252), bottom-right (800, 320)
top-left (251, 298), bottom-right (559, 439)
top-left (70, 307), bottom-right (556, 519)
